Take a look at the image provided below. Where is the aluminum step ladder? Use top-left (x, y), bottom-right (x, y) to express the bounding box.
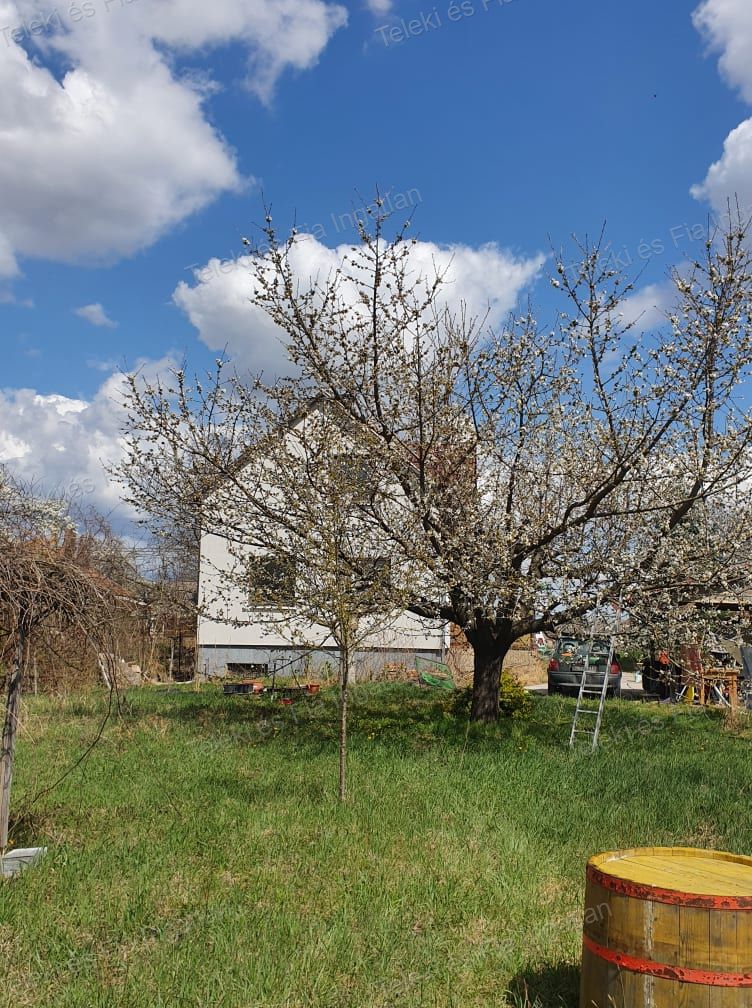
top-left (569, 636), bottom-right (616, 750)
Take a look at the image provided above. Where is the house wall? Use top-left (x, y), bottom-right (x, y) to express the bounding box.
top-left (197, 531), bottom-right (446, 678)
top-left (197, 643), bottom-right (445, 680)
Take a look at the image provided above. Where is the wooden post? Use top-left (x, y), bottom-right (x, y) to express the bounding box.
top-left (0, 622), bottom-right (26, 852)
top-left (730, 672), bottom-right (739, 715)
top-left (338, 643), bottom-right (350, 803)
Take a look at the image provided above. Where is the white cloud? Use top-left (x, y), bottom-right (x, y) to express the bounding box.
top-left (692, 1), bottom-right (752, 213)
top-left (0, 232), bottom-right (543, 518)
top-left (0, 232), bottom-right (19, 279)
top-left (0, 384), bottom-right (121, 514)
top-left (173, 235), bottom-right (546, 375)
top-left (620, 281), bottom-right (675, 332)
top-left (0, 0), bottom-right (347, 275)
top-left (74, 303), bottom-right (117, 328)
top-left (0, 291), bottom-right (33, 307)
top-left (87, 357), bottom-right (120, 372)
top-left (366, 0), bottom-right (394, 15)
top-left (691, 117), bottom-right (752, 213)
top-left (0, 359), bottom-right (175, 521)
top-left (0, 430), bottom-right (29, 461)
top-left (693, 0), bottom-right (752, 101)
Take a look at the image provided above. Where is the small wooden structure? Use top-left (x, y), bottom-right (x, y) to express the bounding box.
top-left (699, 669), bottom-right (739, 713)
top-left (581, 847), bottom-right (752, 1006)
top-left (668, 645), bottom-right (741, 711)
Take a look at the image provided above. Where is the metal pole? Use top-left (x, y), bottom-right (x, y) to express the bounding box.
top-left (0, 622), bottom-right (26, 852)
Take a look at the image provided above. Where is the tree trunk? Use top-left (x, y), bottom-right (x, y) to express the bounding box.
top-left (467, 624), bottom-right (513, 724)
top-left (338, 645), bottom-right (350, 803)
top-left (0, 621), bottom-right (26, 852)
top-left (98, 653), bottom-right (112, 689)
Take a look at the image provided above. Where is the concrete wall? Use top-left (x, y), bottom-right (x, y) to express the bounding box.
top-left (198, 643), bottom-right (444, 680)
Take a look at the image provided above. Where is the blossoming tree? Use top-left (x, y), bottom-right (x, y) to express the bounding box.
top-left (119, 206), bottom-right (752, 723)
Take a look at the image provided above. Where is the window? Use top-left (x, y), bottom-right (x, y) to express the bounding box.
top-left (248, 555), bottom-right (296, 605)
top-left (227, 662), bottom-right (268, 677)
top-left (330, 453), bottom-right (373, 488)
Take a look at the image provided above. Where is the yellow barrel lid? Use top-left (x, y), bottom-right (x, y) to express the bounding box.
top-left (590, 847), bottom-right (752, 898)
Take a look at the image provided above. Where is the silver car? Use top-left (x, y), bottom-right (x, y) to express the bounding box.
top-left (547, 635), bottom-right (622, 696)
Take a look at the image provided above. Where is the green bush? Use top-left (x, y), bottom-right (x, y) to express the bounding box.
top-left (451, 670), bottom-right (533, 719)
top-left (499, 669), bottom-right (534, 718)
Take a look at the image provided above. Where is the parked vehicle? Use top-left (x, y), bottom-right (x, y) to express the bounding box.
top-left (547, 635), bottom-right (622, 696)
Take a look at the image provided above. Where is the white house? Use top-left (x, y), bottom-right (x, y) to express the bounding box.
top-left (196, 408), bottom-right (448, 679)
top-left (197, 527), bottom-right (447, 678)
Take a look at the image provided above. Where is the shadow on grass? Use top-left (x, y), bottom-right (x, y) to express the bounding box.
top-left (507, 962), bottom-right (580, 1007)
top-left (122, 683), bottom-right (492, 750)
top-left (116, 683), bottom-right (717, 765)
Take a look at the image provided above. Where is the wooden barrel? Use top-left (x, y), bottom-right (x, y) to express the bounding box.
top-left (580, 847), bottom-right (752, 1007)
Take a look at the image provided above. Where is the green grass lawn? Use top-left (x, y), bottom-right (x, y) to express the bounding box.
top-left (2, 684), bottom-right (752, 1008)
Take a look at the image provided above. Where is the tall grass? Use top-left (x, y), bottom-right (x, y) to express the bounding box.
top-left (1, 684), bottom-right (750, 1007)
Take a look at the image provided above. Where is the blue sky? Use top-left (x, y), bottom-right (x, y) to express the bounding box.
top-left (1, 0), bottom-right (751, 513)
